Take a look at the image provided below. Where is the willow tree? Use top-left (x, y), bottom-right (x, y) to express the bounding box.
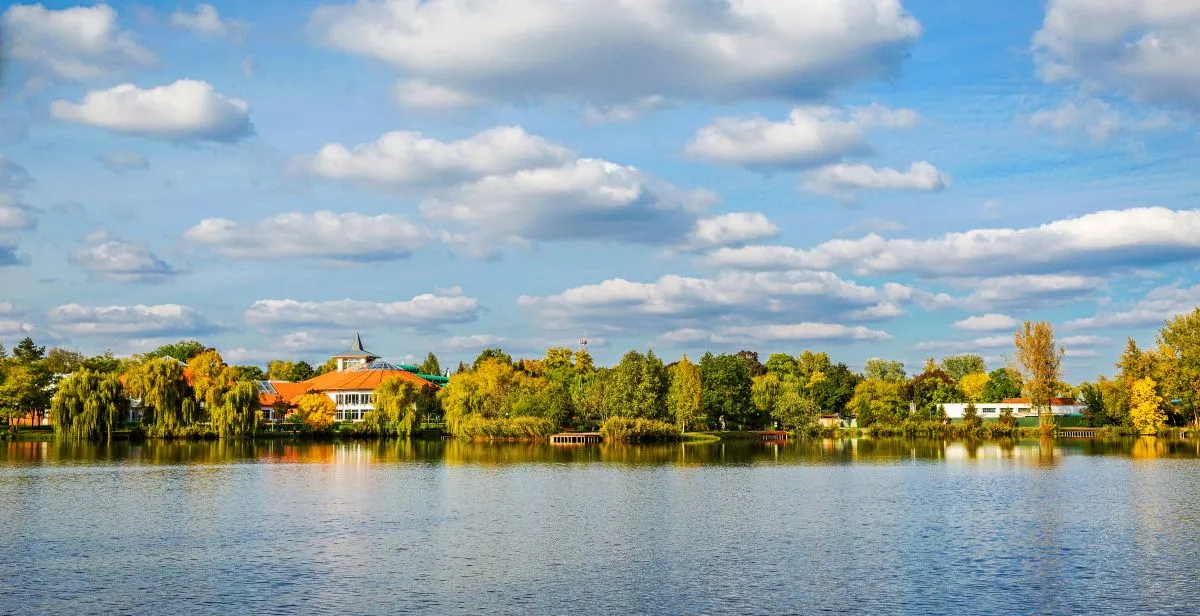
top-left (1013, 321), bottom-right (1064, 430)
top-left (190, 349), bottom-right (236, 410)
top-left (124, 358), bottom-right (192, 436)
top-left (668, 355), bottom-right (702, 431)
top-left (210, 381), bottom-right (260, 438)
top-left (367, 378), bottom-right (421, 436)
top-left (51, 370), bottom-right (128, 441)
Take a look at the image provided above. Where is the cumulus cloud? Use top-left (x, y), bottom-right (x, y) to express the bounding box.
top-left (245, 289), bottom-right (481, 330)
top-left (70, 230), bottom-right (180, 283)
top-left (301, 126), bottom-right (571, 189)
top-left (3, 3), bottom-right (153, 79)
top-left (1066, 283), bottom-right (1200, 330)
top-left (660, 323), bottom-right (891, 345)
top-left (95, 151), bottom-right (149, 173)
top-left (703, 207), bottom-right (1200, 278)
top-left (421, 158), bottom-right (714, 246)
top-left (50, 80), bottom-right (254, 142)
top-left (47, 304), bottom-right (218, 337)
top-left (955, 275), bottom-right (1106, 311)
top-left (685, 104), bottom-right (920, 170)
top-left (170, 4), bottom-right (248, 39)
top-left (1033, 0), bottom-right (1200, 108)
top-left (681, 212), bottom-right (779, 252)
top-left (392, 80), bottom-right (482, 110)
top-left (953, 313), bottom-right (1018, 332)
top-left (803, 161), bottom-right (949, 200)
top-left (0, 195), bottom-right (37, 231)
top-left (184, 211), bottom-right (435, 262)
top-left (518, 270), bottom-right (905, 333)
top-left (309, 0), bottom-right (921, 105)
top-left (0, 318), bottom-right (36, 338)
top-left (0, 156), bottom-right (34, 190)
top-left (583, 96), bottom-right (669, 124)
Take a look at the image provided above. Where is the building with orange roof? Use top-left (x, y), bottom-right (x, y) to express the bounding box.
top-left (260, 334), bottom-right (443, 423)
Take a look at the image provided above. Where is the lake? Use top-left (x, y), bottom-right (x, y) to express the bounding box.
top-left (3, 437), bottom-right (1200, 615)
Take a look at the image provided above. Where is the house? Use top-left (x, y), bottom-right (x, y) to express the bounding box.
top-left (262, 335), bottom-right (439, 423)
top-left (941, 397), bottom-right (1084, 420)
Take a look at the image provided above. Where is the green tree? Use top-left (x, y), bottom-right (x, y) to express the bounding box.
top-left (736, 350), bottom-right (766, 377)
top-left (473, 348), bottom-right (512, 369)
top-left (848, 378), bottom-right (906, 427)
top-left (604, 350), bottom-right (668, 420)
top-left (314, 357), bottom-right (339, 376)
top-left (667, 355), bottom-right (702, 431)
top-left (145, 339), bottom-right (206, 362)
top-left (940, 354), bottom-right (986, 382)
top-left (1159, 308), bottom-right (1200, 426)
top-left (0, 362), bottom-right (53, 429)
top-left (699, 353), bottom-right (754, 429)
top-left (366, 378), bottom-right (422, 436)
top-left (50, 370), bottom-right (129, 441)
top-left (1078, 381), bottom-right (1110, 427)
top-left (981, 368), bottom-right (1022, 402)
top-left (42, 348), bottom-right (84, 374)
top-left (906, 364), bottom-right (956, 419)
top-left (764, 353), bottom-right (800, 380)
top-left (209, 381), bottom-right (259, 438)
top-left (232, 365), bottom-right (267, 381)
top-left (82, 351), bottom-right (123, 374)
top-left (863, 358), bottom-right (906, 383)
top-left (124, 358), bottom-right (194, 436)
top-left (419, 352), bottom-right (442, 376)
top-left (751, 373), bottom-right (782, 418)
top-left (266, 360), bottom-right (315, 382)
top-left (962, 401), bottom-right (982, 432)
top-left (12, 337), bottom-right (45, 363)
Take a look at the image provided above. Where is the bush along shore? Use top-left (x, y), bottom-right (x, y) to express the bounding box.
top-left (7, 312), bottom-right (1200, 442)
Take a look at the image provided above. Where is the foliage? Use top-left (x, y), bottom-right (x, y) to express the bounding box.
top-left (997, 408), bottom-right (1017, 427)
top-left (42, 348), bottom-right (84, 374)
top-left (294, 394), bottom-right (336, 431)
top-left (0, 361), bottom-right (52, 427)
top-left (1159, 308), bottom-right (1200, 425)
top-left (751, 373), bottom-right (782, 417)
top-left (81, 351), bottom-right (123, 374)
top-left (1012, 321), bottom-right (1064, 427)
top-left (315, 357), bottom-right (339, 376)
top-left (209, 381), bottom-right (260, 438)
top-left (363, 378), bottom-right (422, 436)
top-left (1078, 381), bottom-right (1111, 427)
top-left (772, 385), bottom-right (820, 431)
top-left (1130, 377), bottom-right (1165, 435)
top-left (699, 352), bottom-right (754, 428)
top-left (940, 354), bottom-right (986, 382)
top-left (848, 378), bottom-right (906, 427)
top-left (440, 357), bottom-right (571, 437)
top-left (12, 337), bottom-right (46, 363)
top-left (144, 339), bottom-right (206, 363)
top-left (419, 352), bottom-right (442, 376)
top-left (863, 358), bottom-right (906, 383)
top-left (266, 360), bottom-right (315, 382)
top-left (667, 355), bottom-right (702, 431)
top-left (959, 372), bottom-right (989, 402)
top-left (599, 416), bottom-right (681, 443)
top-left (736, 350), bottom-right (766, 377)
top-left (453, 415), bottom-right (557, 439)
top-left (764, 353), bottom-right (799, 379)
top-left (232, 365), bottom-right (267, 381)
top-left (190, 349), bottom-right (236, 410)
top-left (50, 370), bottom-right (128, 441)
top-left (473, 348), bottom-right (512, 369)
top-left (962, 402), bottom-right (982, 431)
top-left (981, 368), bottom-right (1022, 403)
top-left (604, 350), bottom-right (668, 420)
top-left (906, 364), bottom-right (957, 419)
top-left (124, 358), bottom-right (194, 437)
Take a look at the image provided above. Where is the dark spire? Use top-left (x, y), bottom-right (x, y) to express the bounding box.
top-left (353, 332), bottom-right (365, 352)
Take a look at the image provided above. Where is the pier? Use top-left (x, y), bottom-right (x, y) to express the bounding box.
top-left (551, 432), bottom-right (602, 445)
top-left (1060, 427), bottom-right (1098, 438)
top-left (758, 431), bottom-right (790, 442)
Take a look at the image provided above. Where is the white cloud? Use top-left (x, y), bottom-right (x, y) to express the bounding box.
top-left (682, 212), bottom-right (779, 252)
top-left (1028, 99), bottom-right (1124, 142)
top-left (95, 150), bottom-right (149, 173)
top-left (953, 313), bottom-right (1018, 332)
top-left (301, 126), bottom-right (571, 189)
top-left (1034, 0), bottom-right (1200, 108)
top-left (518, 270), bottom-right (905, 333)
top-left (184, 210), bottom-right (434, 262)
top-left (442, 334), bottom-right (508, 351)
top-left (3, 3), bottom-right (153, 79)
top-left (583, 96), bottom-right (668, 124)
top-left (0, 156), bottom-right (34, 190)
top-left (703, 207), bottom-right (1200, 277)
top-left (421, 158), bottom-right (714, 246)
top-left (802, 161), bottom-right (949, 200)
top-left (1061, 335), bottom-right (1111, 347)
top-left (0, 195), bottom-right (37, 231)
top-left (0, 319), bottom-right (36, 338)
top-left (309, 0), bottom-right (921, 104)
top-left (392, 80), bottom-right (482, 109)
top-left (956, 274), bottom-right (1106, 311)
top-left (47, 304), bottom-right (218, 337)
top-left (170, 4), bottom-right (248, 39)
top-left (914, 335), bottom-right (1011, 353)
top-left (70, 231), bottom-right (179, 283)
top-left (245, 290), bottom-right (481, 330)
top-left (1066, 283), bottom-right (1200, 330)
top-left (660, 323), bottom-right (891, 345)
top-left (685, 104), bottom-right (920, 170)
top-left (50, 80), bottom-right (254, 142)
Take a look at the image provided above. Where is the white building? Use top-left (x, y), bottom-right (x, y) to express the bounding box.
top-left (941, 398), bottom-right (1084, 420)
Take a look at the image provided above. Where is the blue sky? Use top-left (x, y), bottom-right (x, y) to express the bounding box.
top-left (1, 0), bottom-right (1199, 380)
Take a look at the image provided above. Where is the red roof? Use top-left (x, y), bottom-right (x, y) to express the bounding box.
top-left (284, 369), bottom-right (432, 403)
top-left (258, 381), bottom-right (310, 408)
top-left (1001, 397), bottom-right (1077, 405)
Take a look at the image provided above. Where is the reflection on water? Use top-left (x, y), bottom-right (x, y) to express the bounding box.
top-left (6, 436), bottom-right (1200, 468)
top-left (6, 436), bottom-right (1200, 614)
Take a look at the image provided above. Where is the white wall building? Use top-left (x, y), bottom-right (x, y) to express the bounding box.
top-left (941, 398), bottom-right (1084, 419)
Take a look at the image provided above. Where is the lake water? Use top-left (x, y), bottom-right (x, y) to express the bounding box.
top-left (4, 437), bottom-right (1200, 615)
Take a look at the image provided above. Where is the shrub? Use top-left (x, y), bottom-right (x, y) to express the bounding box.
top-left (453, 416), bottom-right (557, 440)
top-left (599, 417), bottom-right (682, 443)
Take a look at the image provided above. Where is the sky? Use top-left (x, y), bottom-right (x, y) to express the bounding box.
top-left (1, 0), bottom-right (1199, 380)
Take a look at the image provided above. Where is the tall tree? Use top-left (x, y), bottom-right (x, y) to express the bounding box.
top-left (42, 348), bottom-right (84, 374)
top-left (124, 358), bottom-right (194, 436)
top-left (209, 381), bottom-right (259, 438)
top-left (366, 378), bottom-right (421, 436)
top-left (82, 351), bottom-right (123, 374)
top-left (940, 354), bottom-right (986, 382)
top-left (1129, 377), bottom-right (1165, 435)
top-left (1013, 321), bottom-right (1065, 429)
top-left (0, 362), bottom-right (52, 428)
top-left (667, 355), bottom-right (702, 431)
top-left (145, 339), bottom-right (206, 362)
top-left (959, 372), bottom-right (990, 402)
top-left (981, 368), bottom-right (1022, 402)
top-left (736, 350), bottom-right (767, 377)
top-left (1158, 308), bottom-right (1200, 425)
top-left (473, 348), bottom-right (512, 369)
top-left (266, 360), bottom-right (316, 382)
top-left (764, 353), bottom-right (800, 380)
top-left (419, 352), bottom-right (442, 376)
top-left (863, 358), bottom-right (906, 383)
top-left (12, 337), bottom-right (45, 363)
top-left (50, 370), bottom-right (128, 441)
top-left (848, 378), bottom-right (906, 427)
top-left (232, 365), bottom-right (267, 381)
top-left (699, 353), bottom-right (754, 429)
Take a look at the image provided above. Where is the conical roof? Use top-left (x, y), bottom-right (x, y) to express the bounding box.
top-left (330, 333), bottom-right (380, 359)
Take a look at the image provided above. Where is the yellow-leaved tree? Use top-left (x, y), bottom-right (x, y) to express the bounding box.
top-left (959, 372), bottom-right (990, 402)
top-left (294, 393), bottom-right (336, 431)
top-left (1013, 321), bottom-right (1064, 431)
top-left (1129, 377), bottom-right (1165, 435)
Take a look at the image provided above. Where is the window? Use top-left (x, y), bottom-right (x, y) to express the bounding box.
top-left (982, 407), bottom-right (996, 414)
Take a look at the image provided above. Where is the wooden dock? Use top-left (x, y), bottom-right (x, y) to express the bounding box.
top-left (550, 432), bottom-right (602, 445)
top-left (758, 431), bottom-right (790, 442)
top-left (1060, 427), bottom-right (1098, 438)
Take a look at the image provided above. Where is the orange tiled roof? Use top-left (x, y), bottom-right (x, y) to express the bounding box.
top-left (285, 369), bottom-right (432, 403)
top-left (258, 381), bottom-right (310, 407)
top-left (1001, 397), bottom-right (1077, 405)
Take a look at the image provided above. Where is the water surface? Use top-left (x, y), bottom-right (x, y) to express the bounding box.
top-left (3, 437), bottom-right (1199, 615)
